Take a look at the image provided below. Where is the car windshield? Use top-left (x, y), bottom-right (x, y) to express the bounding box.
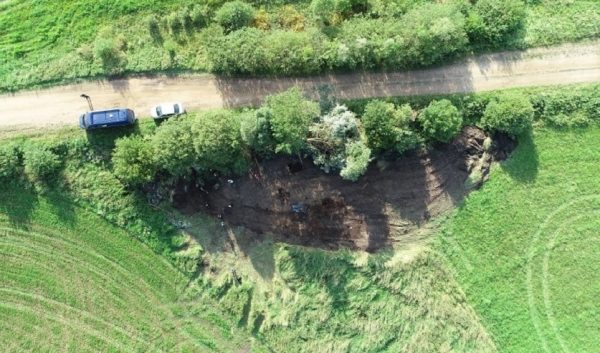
top-left (174, 104), bottom-right (180, 114)
top-left (156, 107), bottom-right (162, 116)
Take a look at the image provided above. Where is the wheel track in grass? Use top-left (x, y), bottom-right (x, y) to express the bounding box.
top-left (1, 40), bottom-right (600, 129)
top-left (0, 223), bottom-right (204, 352)
top-left (526, 195), bottom-right (600, 353)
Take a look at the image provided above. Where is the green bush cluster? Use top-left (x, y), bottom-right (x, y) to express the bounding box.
top-left (113, 111), bottom-right (249, 183)
top-left (112, 135), bottom-right (157, 186)
top-left (469, 0), bottom-right (526, 45)
top-left (23, 145), bottom-right (62, 182)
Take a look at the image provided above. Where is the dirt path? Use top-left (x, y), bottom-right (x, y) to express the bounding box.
top-left (1, 41), bottom-right (599, 129)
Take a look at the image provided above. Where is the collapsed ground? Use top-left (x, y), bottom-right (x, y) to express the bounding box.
top-left (174, 127), bottom-right (514, 251)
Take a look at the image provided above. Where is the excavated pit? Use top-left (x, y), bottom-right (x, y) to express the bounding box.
top-left (173, 127), bottom-right (515, 252)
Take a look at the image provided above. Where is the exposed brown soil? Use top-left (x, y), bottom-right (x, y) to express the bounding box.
top-left (173, 127), bottom-right (514, 252)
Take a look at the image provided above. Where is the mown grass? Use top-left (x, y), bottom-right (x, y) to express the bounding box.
top-left (1, 0), bottom-right (600, 92)
top-left (0, 185), bottom-right (264, 352)
top-left (435, 126), bottom-right (600, 352)
top-left (2, 86), bottom-right (598, 352)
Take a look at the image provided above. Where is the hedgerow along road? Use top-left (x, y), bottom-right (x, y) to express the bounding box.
top-left (1, 41), bottom-right (600, 129)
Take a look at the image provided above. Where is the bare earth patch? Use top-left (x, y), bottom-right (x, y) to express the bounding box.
top-left (174, 127), bottom-right (514, 252)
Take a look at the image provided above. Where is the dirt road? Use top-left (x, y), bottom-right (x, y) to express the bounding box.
top-left (1, 41), bottom-right (599, 129)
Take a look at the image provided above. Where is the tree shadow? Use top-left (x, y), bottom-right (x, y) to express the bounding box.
top-left (0, 184), bottom-right (38, 227)
top-left (84, 121), bottom-right (141, 156)
top-left (500, 130), bottom-right (539, 183)
top-left (213, 59), bottom-right (476, 109)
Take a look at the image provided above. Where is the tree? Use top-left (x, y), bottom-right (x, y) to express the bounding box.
top-left (473, 0), bottom-right (526, 44)
top-left (361, 100), bottom-right (420, 153)
top-left (240, 108), bottom-right (275, 157)
top-left (191, 110), bottom-right (248, 175)
top-left (112, 135), bottom-right (157, 186)
top-left (309, 105), bottom-right (360, 173)
top-left (215, 1), bottom-right (255, 32)
top-left (417, 99), bottom-right (463, 142)
top-left (266, 88), bottom-right (320, 155)
top-left (481, 94), bottom-right (534, 136)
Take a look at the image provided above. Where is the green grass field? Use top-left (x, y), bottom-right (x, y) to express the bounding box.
top-left (436, 126), bottom-right (600, 352)
top-left (1, 88), bottom-right (598, 352)
top-left (1, 0), bottom-right (600, 91)
top-left (0, 186), bottom-right (263, 352)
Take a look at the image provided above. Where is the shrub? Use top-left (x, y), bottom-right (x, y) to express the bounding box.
top-left (215, 1), bottom-right (256, 32)
top-left (361, 100), bottom-right (420, 153)
top-left (266, 88), bottom-right (320, 155)
top-left (481, 94), bottom-right (534, 136)
top-left (240, 108), bottom-right (275, 156)
top-left (417, 99), bottom-right (463, 142)
top-left (253, 8), bottom-right (270, 30)
top-left (93, 30), bottom-right (127, 74)
top-left (112, 136), bottom-right (157, 186)
top-left (340, 140), bottom-right (371, 181)
top-left (0, 144), bottom-right (21, 181)
top-left (23, 146), bottom-right (62, 182)
top-left (472, 0), bottom-right (526, 44)
top-left (277, 5), bottom-right (305, 32)
top-left (191, 110), bottom-right (248, 175)
top-left (311, 0), bottom-right (357, 25)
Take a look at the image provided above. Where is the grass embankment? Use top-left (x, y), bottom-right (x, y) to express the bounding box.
top-left (0, 186), bottom-right (263, 352)
top-left (1, 84), bottom-right (598, 352)
top-left (1, 0), bottom-right (600, 91)
top-left (436, 127), bottom-right (600, 352)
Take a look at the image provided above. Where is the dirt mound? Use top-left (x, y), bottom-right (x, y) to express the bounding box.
top-left (173, 127), bottom-right (513, 252)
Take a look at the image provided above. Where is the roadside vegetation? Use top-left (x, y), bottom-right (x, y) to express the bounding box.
top-left (1, 83), bottom-right (599, 351)
top-left (2, 0), bottom-right (600, 91)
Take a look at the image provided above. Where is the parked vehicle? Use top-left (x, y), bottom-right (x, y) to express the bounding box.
top-left (79, 108), bottom-right (136, 130)
top-left (150, 102), bottom-right (185, 119)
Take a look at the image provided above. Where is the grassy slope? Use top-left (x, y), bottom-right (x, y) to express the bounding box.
top-left (1, 0), bottom-right (600, 91)
top-left (435, 126), bottom-right (600, 352)
top-left (0, 186), bottom-right (263, 352)
top-left (180, 221), bottom-right (499, 353)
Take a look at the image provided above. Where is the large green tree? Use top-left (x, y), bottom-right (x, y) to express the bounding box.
top-left (266, 88), bottom-right (320, 155)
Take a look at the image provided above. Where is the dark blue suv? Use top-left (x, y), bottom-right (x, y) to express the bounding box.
top-left (79, 108), bottom-right (136, 130)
